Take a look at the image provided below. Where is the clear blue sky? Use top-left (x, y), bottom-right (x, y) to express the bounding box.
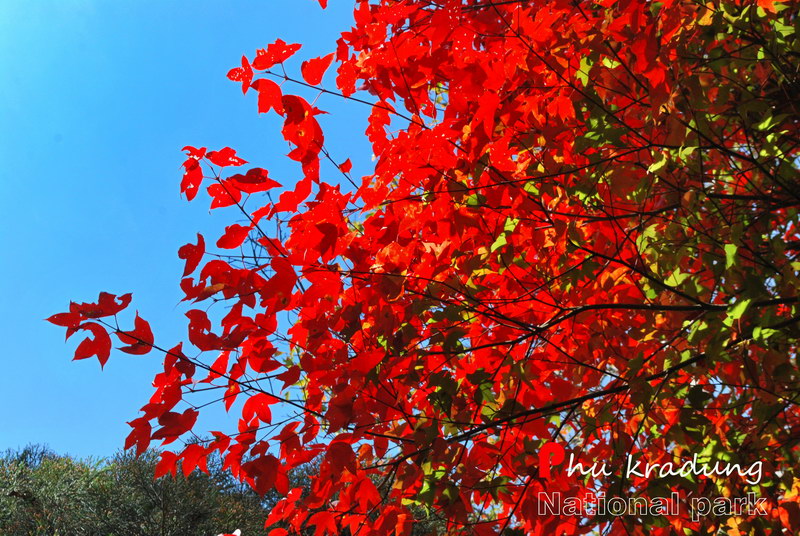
top-left (0, 1), bottom-right (369, 458)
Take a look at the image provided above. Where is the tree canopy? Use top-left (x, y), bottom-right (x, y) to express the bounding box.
top-left (50, 0), bottom-right (800, 534)
top-left (0, 445), bottom-right (268, 535)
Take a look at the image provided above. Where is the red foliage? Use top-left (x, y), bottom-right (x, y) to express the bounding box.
top-left (51, 0), bottom-right (800, 534)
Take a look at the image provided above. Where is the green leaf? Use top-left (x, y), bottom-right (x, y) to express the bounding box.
top-left (490, 234), bottom-right (507, 252)
top-left (465, 193), bottom-right (485, 207)
top-left (504, 217), bottom-right (519, 233)
top-left (724, 243), bottom-right (738, 269)
top-left (664, 269), bottom-right (689, 287)
top-left (756, 112), bottom-right (788, 132)
top-left (678, 146), bottom-right (697, 160)
top-left (728, 298), bottom-right (752, 321)
top-left (688, 385), bottom-right (710, 409)
top-left (647, 154), bottom-right (668, 174)
top-left (576, 56), bottom-right (593, 86)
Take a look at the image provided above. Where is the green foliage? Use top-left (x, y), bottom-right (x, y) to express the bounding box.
top-left (0, 445), bottom-right (267, 536)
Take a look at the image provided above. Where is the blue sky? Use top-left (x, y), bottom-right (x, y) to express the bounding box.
top-left (0, 1), bottom-right (369, 458)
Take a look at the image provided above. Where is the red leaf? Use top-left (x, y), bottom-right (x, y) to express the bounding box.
top-left (46, 312), bottom-right (81, 329)
top-left (275, 365), bottom-right (301, 390)
top-left (208, 181), bottom-right (242, 209)
top-left (252, 39), bottom-right (302, 70)
top-left (301, 53), bottom-right (335, 86)
top-left (338, 158), bottom-right (352, 174)
top-left (152, 409), bottom-right (199, 444)
top-left (178, 233), bottom-right (205, 277)
top-left (154, 451), bottom-right (179, 478)
top-left (124, 417), bottom-right (151, 456)
top-left (242, 393), bottom-right (273, 424)
top-left (474, 91), bottom-right (499, 137)
top-left (253, 78), bottom-right (285, 115)
top-left (251, 204), bottom-right (272, 224)
top-left (70, 292), bottom-right (132, 319)
top-left (758, 0), bottom-right (777, 13)
top-left (352, 349), bottom-right (384, 374)
top-left (207, 147), bottom-right (247, 168)
top-left (186, 309), bottom-right (222, 349)
top-left (181, 146), bottom-right (206, 159)
top-left (217, 224), bottom-right (252, 249)
top-left (549, 94), bottom-right (574, 121)
top-left (229, 168), bottom-right (282, 194)
top-left (181, 443), bottom-right (208, 476)
top-left (165, 342), bottom-right (195, 378)
top-left (204, 350), bottom-right (230, 383)
top-left (195, 283), bottom-right (226, 303)
top-left (336, 60), bottom-right (358, 97)
top-left (74, 322), bottom-right (112, 367)
top-left (224, 383), bottom-right (241, 412)
top-left (272, 174), bottom-right (312, 215)
top-left (181, 159), bottom-right (203, 201)
top-left (241, 454), bottom-right (282, 494)
top-left (356, 478), bottom-right (382, 511)
top-left (117, 313), bottom-right (154, 355)
top-left (227, 55), bottom-right (253, 94)
top-left (99, 292), bottom-right (132, 315)
top-left (307, 511), bottom-right (337, 536)
top-left (281, 92), bottom-right (325, 181)
top-left (326, 441), bottom-right (356, 474)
